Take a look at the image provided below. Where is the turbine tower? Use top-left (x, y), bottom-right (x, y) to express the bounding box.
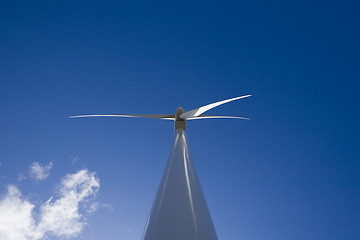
top-left (70, 95), bottom-right (251, 240)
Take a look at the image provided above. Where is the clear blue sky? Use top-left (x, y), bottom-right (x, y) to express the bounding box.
top-left (0, 1), bottom-right (359, 239)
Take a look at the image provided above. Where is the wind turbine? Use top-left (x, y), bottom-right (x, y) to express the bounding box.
top-left (70, 95), bottom-right (251, 240)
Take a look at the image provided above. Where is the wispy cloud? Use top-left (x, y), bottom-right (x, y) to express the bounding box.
top-left (98, 203), bottom-right (114, 213)
top-left (71, 156), bottom-right (80, 166)
top-left (17, 173), bottom-right (27, 182)
top-left (29, 162), bottom-right (53, 181)
top-left (0, 169), bottom-right (100, 240)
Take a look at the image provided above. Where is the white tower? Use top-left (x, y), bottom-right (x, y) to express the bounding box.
top-left (142, 128), bottom-right (217, 239)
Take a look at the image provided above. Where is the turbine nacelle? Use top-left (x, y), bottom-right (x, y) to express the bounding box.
top-left (175, 107), bottom-right (186, 130)
top-left (69, 95), bottom-right (252, 131)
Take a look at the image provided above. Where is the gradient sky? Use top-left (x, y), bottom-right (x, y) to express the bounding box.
top-left (1, 1), bottom-right (359, 239)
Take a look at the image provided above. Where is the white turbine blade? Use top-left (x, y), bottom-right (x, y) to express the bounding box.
top-left (69, 114), bottom-right (174, 120)
top-left (180, 95), bottom-right (251, 119)
top-left (186, 115), bottom-right (249, 120)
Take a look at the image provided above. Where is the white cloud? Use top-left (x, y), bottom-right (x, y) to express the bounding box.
top-left (0, 169), bottom-right (100, 240)
top-left (29, 162), bottom-right (53, 181)
top-left (0, 186), bottom-right (36, 240)
top-left (37, 170), bottom-right (100, 238)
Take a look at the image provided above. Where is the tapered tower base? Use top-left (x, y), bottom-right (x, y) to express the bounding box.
top-left (142, 128), bottom-right (217, 240)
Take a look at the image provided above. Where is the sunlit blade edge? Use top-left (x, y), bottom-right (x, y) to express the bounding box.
top-left (180, 95), bottom-right (251, 119)
top-left (186, 115), bottom-right (250, 120)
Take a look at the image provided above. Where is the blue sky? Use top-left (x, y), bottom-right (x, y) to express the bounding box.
top-left (0, 0), bottom-right (359, 239)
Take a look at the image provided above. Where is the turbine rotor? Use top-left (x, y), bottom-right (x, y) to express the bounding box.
top-left (69, 95), bottom-right (251, 131)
